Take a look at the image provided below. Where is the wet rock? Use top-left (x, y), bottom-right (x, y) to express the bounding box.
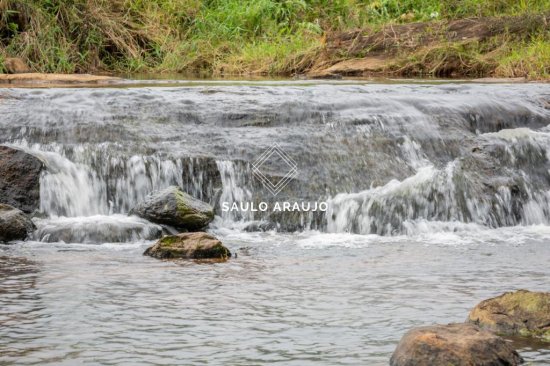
top-left (390, 323), bottom-right (523, 366)
top-left (0, 146), bottom-right (44, 213)
top-left (3, 58), bottom-right (30, 74)
top-left (0, 204), bottom-right (35, 243)
top-left (468, 290), bottom-right (550, 341)
top-left (243, 220), bottom-right (276, 232)
top-left (130, 186), bottom-right (214, 230)
top-left (144, 232), bottom-right (231, 260)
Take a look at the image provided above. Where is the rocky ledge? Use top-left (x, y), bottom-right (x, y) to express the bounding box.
top-left (144, 232), bottom-right (231, 260)
top-left (0, 73), bottom-right (120, 85)
top-left (468, 289), bottom-right (550, 341)
top-left (390, 323), bottom-right (523, 366)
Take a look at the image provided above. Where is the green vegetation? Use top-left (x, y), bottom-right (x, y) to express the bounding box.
top-left (496, 34), bottom-right (550, 78)
top-left (0, 0), bottom-right (549, 78)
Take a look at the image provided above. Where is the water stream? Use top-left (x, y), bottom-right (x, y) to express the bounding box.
top-left (1, 81), bottom-right (549, 365)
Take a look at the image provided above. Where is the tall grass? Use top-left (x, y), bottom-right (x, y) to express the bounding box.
top-left (496, 34), bottom-right (550, 78)
top-left (0, 0), bottom-right (549, 76)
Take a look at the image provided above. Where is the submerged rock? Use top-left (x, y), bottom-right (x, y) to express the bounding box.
top-left (468, 290), bottom-right (550, 341)
top-left (144, 232), bottom-right (231, 260)
top-left (130, 186), bottom-right (214, 230)
top-left (243, 220), bottom-right (277, 232)
top-left (390, 323), bottom-right (522, 366)
top-left (32, 215), bottom-right (162, 244)
top-left (0, 146), bottom-right (44, 213)
top-left (0, 204), bottom-right (35, 243)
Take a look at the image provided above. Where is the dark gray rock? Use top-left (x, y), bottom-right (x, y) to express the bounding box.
top-left (130, 186), bottom-right (214, 230)
top-left (0, 204), bottom-right (35, 243)
top-left (0, 146), bottom-right (44, 213)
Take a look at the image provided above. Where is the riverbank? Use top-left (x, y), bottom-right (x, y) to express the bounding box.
top-left (0, 1), bottom-right (548, 80)
top-left (0, 73), bottom-right (120, 85)
top-left (307, 13), bottom-right (550, 79)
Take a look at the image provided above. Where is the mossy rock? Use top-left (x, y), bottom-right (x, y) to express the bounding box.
top-left (144, 232), bottom-right (231, 260)
top-left (130, 186), bottom-right (214, 230)
top-left (468, 290), bottom-right (550, 341)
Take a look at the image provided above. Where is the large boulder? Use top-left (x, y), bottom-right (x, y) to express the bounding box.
top-left (131, 186), bottom-right (214, 230)
top-left (0, 204), bottom-right (35, 243)
top-left (390, 323), bottom-right (522, 366)
top-left (0, 146), bottom-right (44, 213)
top-left (468, 290), bottom-right (550, 341)
top-left (144, 232), bottom-right (231, 260)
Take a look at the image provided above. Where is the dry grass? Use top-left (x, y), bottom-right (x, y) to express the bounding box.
top-left (0, 0), bottom-right (549, 78)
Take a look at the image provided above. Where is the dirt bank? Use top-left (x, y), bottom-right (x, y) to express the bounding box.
top-left (307, 13), bottom-right (549, 79)
top-left (0, 73), bottom-right (120, 85)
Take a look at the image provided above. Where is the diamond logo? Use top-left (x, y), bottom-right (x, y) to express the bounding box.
top-left (252, 143), bottom-right (298, 196)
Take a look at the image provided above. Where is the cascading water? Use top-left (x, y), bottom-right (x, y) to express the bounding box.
top-left (2, 81), bottom-right (550, 366)
top-left (327, 128), bottom-right (550, 234)
top-left (1, 82), bottom-right (549, 241)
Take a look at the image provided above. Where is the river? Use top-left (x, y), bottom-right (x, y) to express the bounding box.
top-left (1, 80), bottom-right (549, 365)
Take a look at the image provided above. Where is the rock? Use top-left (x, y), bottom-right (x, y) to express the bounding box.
top-left (144, 232), bottom-right (231, 260)
top-left (0, 73), bottom-right (120, 85)
top-left (468, 290), bottom-right (550, 341)
top-left (0, 146), bottom-right (44, 213)
top-left (243, 220), bottom-right (276, 232)
top-left (0, 204), bottom-right (35, 243)
top-left (390, 323), bottom-right (523, 366)
top-left (131, 186), bottom-right (214, 230)
top-left (3, 57), bottom-right (31, 74)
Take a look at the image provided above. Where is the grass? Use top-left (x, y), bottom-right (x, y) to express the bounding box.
top-left (395, 41), bottom-right (496, 77)
top-left (495, 35), bottom-right (550, 78)
top-left (0, 0), bottom-right (549, 78)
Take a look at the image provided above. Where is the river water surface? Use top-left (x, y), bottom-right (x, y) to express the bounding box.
top-left (1, 80), bottom-right (550, 365)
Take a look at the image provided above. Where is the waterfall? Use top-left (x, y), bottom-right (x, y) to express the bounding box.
top-left (1, 83), bottom-right (549, 242)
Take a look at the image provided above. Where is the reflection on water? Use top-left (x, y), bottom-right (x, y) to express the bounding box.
top-left (1, 228), bottom-right (549, 365)
top-left (0, 255), bottom-right (46, 360)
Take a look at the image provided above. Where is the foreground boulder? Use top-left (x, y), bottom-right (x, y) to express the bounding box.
top-left (131, 186), bottom-right (214, 230)
top-left (144, 232), bottom-right (231, 260)
top-left (468, 290), bottom-right (550, 341)
top-left (0, 204), bottom-right (35, 243)
top-left (390, 323), bottom-right (522, 366)
top-left (0, 146), bottom-right (44, 213)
